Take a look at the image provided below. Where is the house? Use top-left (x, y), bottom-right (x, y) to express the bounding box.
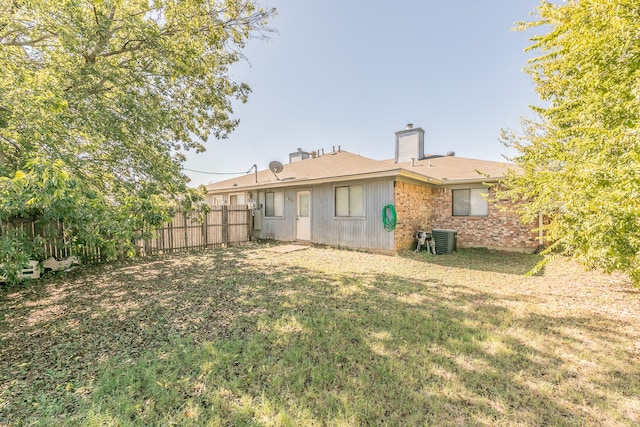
top-left (205, 124), bottom-right (540, 253)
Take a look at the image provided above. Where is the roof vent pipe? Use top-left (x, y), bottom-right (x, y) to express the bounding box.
top-left (406, 123), bottom-right (414, 129)
top-left (411, 157), bottom-right (415, 167)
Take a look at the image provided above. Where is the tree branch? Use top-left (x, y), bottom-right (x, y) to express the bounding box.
top-left (84, 6), bottom-right (117, 63)
top-left (1, 34), bottom-right (51, 47)
top-left (0, 135), bottom-right (22, 160)
top-left (100, 40), bottom-right (146, 58)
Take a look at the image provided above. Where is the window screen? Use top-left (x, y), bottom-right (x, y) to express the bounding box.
top-left (452, 188), bottom-right (488, 216)
top-left (335, 185), bottom-right (364, 217)
top-left (469, 188), bottom-right (488, 216)
top-left (265, 192), bottom-right (284, 217)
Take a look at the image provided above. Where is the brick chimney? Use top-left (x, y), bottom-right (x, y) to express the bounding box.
top-left (394, 123), bottom-right (425, 163)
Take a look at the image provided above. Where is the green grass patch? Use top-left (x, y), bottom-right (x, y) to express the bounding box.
top-left (1, 244), bottom-right (639, 425)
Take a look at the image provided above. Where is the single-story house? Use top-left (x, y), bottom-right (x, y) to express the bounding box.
top-left (205, 124), bottom-right (540, 253)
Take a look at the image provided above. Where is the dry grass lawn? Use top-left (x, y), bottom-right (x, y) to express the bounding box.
top-left (1, 243), bottom-right (639, 426)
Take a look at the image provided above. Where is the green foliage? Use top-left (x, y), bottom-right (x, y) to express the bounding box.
top-left (500, 0), bottom-right (640, 283)
top-left (0, 1), bottom-right (274, 281)
top-left (0, 158), bottom-right (174, 273)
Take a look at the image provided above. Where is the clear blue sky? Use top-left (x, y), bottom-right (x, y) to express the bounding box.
top-left (184, 0), bottom-right (544, 187)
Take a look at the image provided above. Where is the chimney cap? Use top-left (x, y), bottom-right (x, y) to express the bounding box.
top-left (406, 123), bottom-right (413, 129)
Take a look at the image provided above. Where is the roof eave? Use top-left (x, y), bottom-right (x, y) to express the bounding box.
top-left (436, 177), bottom-right (503, 186)
top-left (205, 169), bottom-right (505, 194)
top-left (208, 168), bottom-right (444, 193)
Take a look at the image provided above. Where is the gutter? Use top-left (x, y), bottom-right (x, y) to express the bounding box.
top-left (434, 177), bottom-right (502, 186)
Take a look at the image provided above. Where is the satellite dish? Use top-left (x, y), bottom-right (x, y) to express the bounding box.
top-left (269, 160), bottom-right (284, 180)
top-left (269, 160), bottom-right (284, 173)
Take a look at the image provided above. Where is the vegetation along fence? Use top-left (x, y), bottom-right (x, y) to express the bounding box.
top-left (1, 205), bottom-right (252, 264)
top-left (137, 205), bottom-right (252, 256)
top-left (0, 218), bottom-right (103, 262)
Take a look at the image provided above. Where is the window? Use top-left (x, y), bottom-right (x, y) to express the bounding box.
top-left (211, 195), bottom-right (224, 206)
top-left (335, 185), bottom-right (364, 217)
top-left (265, 191), bottom-right (284, 217)
top-left (452, 188), bottom-right (488, 216)
top-left (229, 193), bottom-right (245, 205)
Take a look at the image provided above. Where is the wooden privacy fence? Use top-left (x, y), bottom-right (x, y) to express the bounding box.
top-left (1, 205), bottom-right (252, 263)
top-left (136, 205), bottom-right (252, 256)
top-left (0, 218), bottom-right (103, 262)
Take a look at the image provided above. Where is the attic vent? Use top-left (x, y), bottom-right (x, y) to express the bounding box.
top-left (446, 151), bottom-right (456, 157)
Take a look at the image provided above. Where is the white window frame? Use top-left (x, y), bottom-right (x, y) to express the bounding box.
top-left (211, 195), bottom-right (224, 206)
top-left (452, 188), bottom-right (488, 217)
top-left (334, 184), bottom-right (364, 218)
top-left (264, 191), bottom-right (284, 217)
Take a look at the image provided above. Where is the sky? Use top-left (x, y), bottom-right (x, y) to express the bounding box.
top-left (183, 0), bottom-right (545, 187)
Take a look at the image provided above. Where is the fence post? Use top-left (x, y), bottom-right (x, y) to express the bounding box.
top-left (247, 207), bottom-right (253, 241)
top-left (183, 211), bottom-right (189, 251)
top-left (222, 205), bottom-right (229, 245)
top-left (202, 210), bottom-right (208, 248)
top-left (168, 217), bottom-right (174, 253)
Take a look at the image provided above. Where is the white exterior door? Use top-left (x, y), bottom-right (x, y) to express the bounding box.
top-left (296, 190), bottom-right (311, 241)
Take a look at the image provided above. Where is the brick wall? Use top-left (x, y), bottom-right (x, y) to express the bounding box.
top-left (431, 186), bottom-right (540, 253)
top-left (393, 181), bottom-right (434, 250)
top-left (391, 181), bottom-right (540, 253)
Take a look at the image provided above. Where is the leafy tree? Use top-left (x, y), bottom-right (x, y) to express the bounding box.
top-left (0, 0), bottom-right (274, 280)
top-left (500, 0), bottom-right (640, 283)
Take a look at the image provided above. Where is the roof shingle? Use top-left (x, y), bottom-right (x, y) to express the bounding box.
top-left (205, 150), bottom-right (517, 192)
